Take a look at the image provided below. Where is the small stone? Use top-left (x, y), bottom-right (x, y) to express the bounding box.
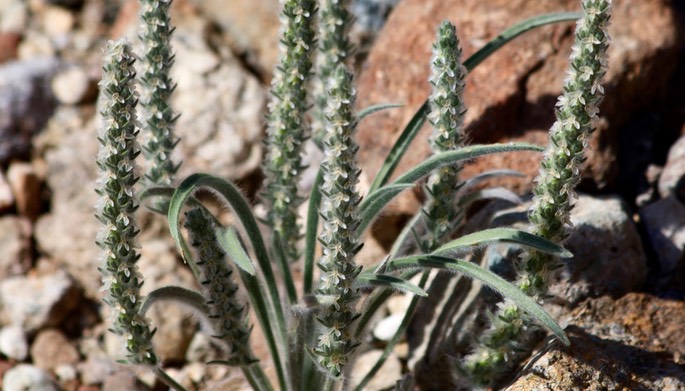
top-left (0, 216), bottom-right (32, 279)
top-left (102, 371), bottom-right (150, 391)
top-left (659, 134), bottom-right (685, 201)
top-left (351, 350), bottom-right (402, 391)
top-left (0, 325), bottom-right (28, 361)
top-left (0, 170), bottom-right (14, 212)
top-left (42, 5), bottom-right (75, 36)
top-left (0, 32), bottom-right (21, 63)
top-left (0, 1), bottom-right (28, 33)
top-left (77, 357), bottom-right (117, 386)
top-left (30, 328), bottom-right (80, 372)
top-left (7, 161), bottom-right (43, 220)
top-left (640, 195), bottom-right (685, 277)
top-left (2, 364), bottom-right (57, 391)
top-left (373, 313), bottom-right (404, 342)
top-left (0, 57), bottom-right (56, 163)
top-left (0, 269), bottom-right (81, 333)
top-left (51, 66), bottom-right (94, 105)
top-left (54, 364), bottom-right (76, 381)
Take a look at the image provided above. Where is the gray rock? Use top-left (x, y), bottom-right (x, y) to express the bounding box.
top-left (0, 268), bottom-right (81, 333)
top-left (640, 195), bottom-right (685, 276)
top-left (2, 364), bottom-right (58, 391)
top-left (0, 58), bottom-right (57, 164)
top-left (0, 325), bottom-right (28, 361)
top-left (658, 135), bottom-right (685, 201)
top-left (0, 216), bottom-right (32, 279)
top-left (77, 357), bottom-right (117, 386)
top-left (30, 328), bottom-right (80, 372)
top-left (549, 195), bottom-right (647, 305)
top-left (487, 195), bottom-right (647, 306)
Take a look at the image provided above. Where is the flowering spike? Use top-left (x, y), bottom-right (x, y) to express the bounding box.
top-left (312, 0), bottom-right (353, 142)
top-left (262, 0), bottom-right (317, 263)
top-left (184, 208), bottom-right (257, 365)
top-left (313, 65), bottom-right (362, 378)
top-left (463, 0), bottom-right (612, 385)
top-left (422, 20), bottom-right (468, 251)
top-left (96, 39), bottom-right (157, 365)
top-left (139, 0), bottom-right (179, 186)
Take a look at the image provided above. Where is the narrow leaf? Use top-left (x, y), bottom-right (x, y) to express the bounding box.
top-left (357, 103), bottom-right (403, 122)
top-left (139, 286), bottom-right (207, 317)
top-left (359, 144), bottom-right (543, 234)
top-left (385, 255), bottom-right (569, 346)
top-left (356, 273), bottom-right (428, 297)
top-left (214, 226), bottom-right (256, 275)
top-left (458, 187), bottom-right (524, 208)
top-left (433, 228), bottom-right (572, 258)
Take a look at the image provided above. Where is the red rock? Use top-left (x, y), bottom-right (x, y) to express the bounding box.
top-left (0, 32), bottom-right (20, 64)
top-left (355, 0), bottom-right (683, 218)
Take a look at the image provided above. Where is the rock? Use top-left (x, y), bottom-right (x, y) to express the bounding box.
top-left (102, 371), bottom-right (150, 391)
top-left (658, 134), bottom-right (685, 201)
top-left (77, 357), bottom-right (117, 386)
top-left (34, 107), bottom-right (101, 299)
top-left (485, 194), bottom-right (647, 306)
top-left (0, 0), bottom-right (28, 33)
top-left (0, 58), bottom-right (57, 164)
top-left (373, 313), bottom-right (404, 342)
top-left (0, 325), bottom-right (28, 361)
top-left (355, 0), bottom-right (684, 217)
top-left (351, 349), bottom-right (403, 390)
top-left (640, 195), bottom-right (685, 277)
top-left (0, 170), bottom-right (15, 212)
top-left (42, 5), bottom-right (75, 36)
top-left (54, 364), bottom-right (77, 382)
top-left (507, 293), bottom-right (685, 391)
top-left (0, 268), bottom-right (81, 333)
top-left (193, 0), bottom-right (280, 79)
top-left (7, 161), bottom-right (43, 220)
top-left (548, 195), bottom-right (647, 306)
top-left (0, 216), bottom-right (32, 279)
top-left (51, 65), bottom-right (95, 105)
top-left (168, 11), bottom-right (266, 182)
top-left (30, 329), bottom-right (80, 372)
top-left (0, 32), bottom-right (21, 63)
top-left (2, 364), bottom-right (58, 391)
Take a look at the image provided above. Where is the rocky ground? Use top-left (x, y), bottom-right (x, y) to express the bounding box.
top-left (0, 0), bottom-right (684, 390)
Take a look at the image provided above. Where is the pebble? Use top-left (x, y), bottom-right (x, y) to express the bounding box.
top-left (0, 57), bottom-right (57, 163)
top-left (0, 216), bottom-right (32, 279)
top-left (640, 195), bottom-right (685, 276)
top-left (42, 5), bottom-right (75, 36)
top-left (77, 357), bottom-right (117, 386)
top-left (30, 328), bottom-right (80, 372)
top-left (351, 350), bottom-right (402, 391)
top-left (51, 66), bottom-right (93, 105)
top-left (0, 170), bottom-right (14, 212)
top-left (7, 161), bottom-right (43, 220)
top-left (2, 364), bottom-right (58, 391)
top-left (373, 313), bottom-right (404, 342)
top-left (102, 371), bottom-right (150, 391)
top-left (0, 269), bottom-right (81, 333)
top-left (0, 325), bottom-right (29, 361)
